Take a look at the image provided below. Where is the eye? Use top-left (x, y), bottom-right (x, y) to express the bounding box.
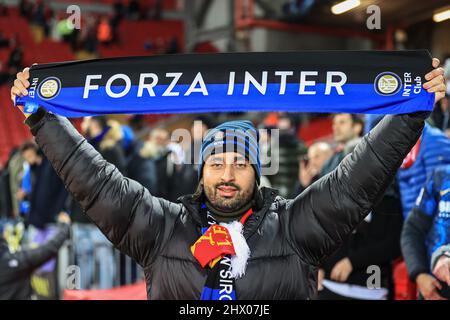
top-left (211, 163), bottom-right (223, 168)
top-left (235, 163), bottom-right (247, 169)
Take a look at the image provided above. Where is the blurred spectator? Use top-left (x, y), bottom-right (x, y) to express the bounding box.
top-left (0, 1), bottom-right (8, 16)
top-left (32, 0), bottom-right (48, 35)
top-left (282, 0), bottom-right (315, 18)
top-left (320, 113), bottom-right (364, 177)
top-left (7, 149), bottom-right (24, 219)
top-left (165, 36), bottom-right (179, 54)
top-left (97, 17), bottom-right (112, 45)
top-left (19, 142), bottom-right (68, 230)
top-left (431, 94), bottom-right (449, 136)
top-left (141, 127), bottom-right (195, 201)
top-left (186, 115), bottom-right (214, 165)
top-left (293, 141), bottom-right (332, 195)
top-left (127, 0), bottom-right (140, 20)
top-left (0, 152), bottom-right (14, 218)
top-left (83, 15), bottom-right (99, 54)
top-left (401, 165), bottom-right (450, 300)
top-left (8, 45), bottom-right (24, 76)
top-left (19, 0), bottom-right (32, 20)
top-left (317, 180), bottom-right (403, 300)
top-left (17, 142), bottom-right (39, 218)
top-left (20, 142), bottom-right (67, 299)
top-left (149, 0), bottom-right (163, 20)
top-left (182, 116), bottom-right (215, 195)
top-left (128, 114), bottom-right (151, 141)
top-left (0, 31), bottom-right (9, 48)
top-left (154, 36), bottom-right (166, 55)
top-left (0, 213), bottom-right (70, 300)
top-left (111, 1), bottom-right (125, 43)
top-left (127, 140), bottom-right (158, 195)
top-left (84, 116), bottom-right (127, 174)
top-left (0, 62), bottom-right (10, 84)
top-left (268, 113), bottom-right (306, 197)
top-left (17, 141), bottom-right (68, 299)
top-left (144, 37), bottom-right (153, 51)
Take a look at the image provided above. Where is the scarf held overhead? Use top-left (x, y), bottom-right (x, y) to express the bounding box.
top-left (15, 50), bottom-right (435, 117)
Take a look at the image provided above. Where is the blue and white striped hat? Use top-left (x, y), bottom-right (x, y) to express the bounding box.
top-left (198, 120), bottom-right (261, 183)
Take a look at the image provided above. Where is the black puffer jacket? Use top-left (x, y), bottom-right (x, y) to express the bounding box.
top-left (25, 108), bottom-right (427, 299)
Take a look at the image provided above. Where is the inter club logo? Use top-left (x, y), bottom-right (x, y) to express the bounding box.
top-left (374, 72), bottom-right (401, 96)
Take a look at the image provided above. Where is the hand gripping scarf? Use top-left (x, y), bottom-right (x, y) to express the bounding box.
top-left (15, 50), bottom-right (434, 117)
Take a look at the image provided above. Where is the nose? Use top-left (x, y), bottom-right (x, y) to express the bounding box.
top-left (220, 164), bottom-right (235, 182)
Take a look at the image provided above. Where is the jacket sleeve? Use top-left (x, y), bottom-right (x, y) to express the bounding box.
top-left (24, 108), bottom-right (181, 267)
top-left (401, 209), bottom-right (433, 281)
top-left (401, 170), bottom-right (438, 281)
top-left (7, 224), bottom-right (69, 277)
top-left (289, 113), bottom-right (426, 266)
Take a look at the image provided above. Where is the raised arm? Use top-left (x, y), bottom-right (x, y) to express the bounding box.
top-left (11, 68), bottom-right (181, 267)
top-left (289, 58), bottom-right (446, 266)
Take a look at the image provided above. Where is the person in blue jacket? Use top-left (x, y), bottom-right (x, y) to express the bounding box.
top-left (365, 114), bottom-right (450, 220)
top-left (401, 165), bottom-right (450, 300)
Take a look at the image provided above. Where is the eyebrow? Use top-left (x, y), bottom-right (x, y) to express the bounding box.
top-left (206, 155), bottom-right (247, 163)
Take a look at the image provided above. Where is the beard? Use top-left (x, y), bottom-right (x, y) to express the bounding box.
top-left (203, 181), bottom-right (254, 213)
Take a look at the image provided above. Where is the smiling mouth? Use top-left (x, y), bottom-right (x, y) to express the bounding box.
top-left (217, 186), bottom-right (238, 197)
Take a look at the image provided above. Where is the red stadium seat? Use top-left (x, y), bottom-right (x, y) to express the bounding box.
top-left (393, 259), bottom-right (417, 300)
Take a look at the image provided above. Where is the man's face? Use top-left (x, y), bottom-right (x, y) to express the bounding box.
top-left (308, 146), bottom-right (331, 173)
top-left (332, 114), bottom-right (359, 144)
top-left (22, 149), bottom-right (39, 165)
top-left (202, 152), bottom-right (255, 213)
top-left (151, 129), bottom-right (169, 148)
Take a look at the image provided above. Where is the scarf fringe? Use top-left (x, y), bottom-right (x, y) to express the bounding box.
top-left (220, 221), bottom-right (250, 279)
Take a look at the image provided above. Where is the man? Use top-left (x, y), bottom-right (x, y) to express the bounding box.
top-left (17, 141), bottom-right (68, 299)
top-left (295, 142), bottom-right (333, 195)
top-left (401, 165), bottom-right (450, 300)
top-left (320, 113), bottom-right (364, 177)
top-left (0, 213), bottom-right (70, 300)
top-left (18, 141), bottom-right (67, 229)
top-left (10, 59), bottom-right (446, 299)
top-left (269, 114), bottom-right (306, 198)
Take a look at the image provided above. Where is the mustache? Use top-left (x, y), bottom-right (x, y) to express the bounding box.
top-left (215, 182), bottom-right (240, 191)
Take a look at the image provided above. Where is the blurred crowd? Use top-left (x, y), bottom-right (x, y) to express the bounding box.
top-left (16, 0), bottom-right (179, 56)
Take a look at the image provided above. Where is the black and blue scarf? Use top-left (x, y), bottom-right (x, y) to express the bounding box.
top-left (15, 50), bottom-right (434, 116)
